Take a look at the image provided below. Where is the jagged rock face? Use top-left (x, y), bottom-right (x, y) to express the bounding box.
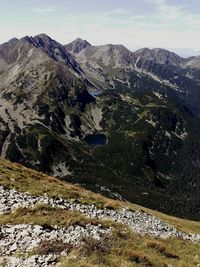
top-left (66, 43), bottom-right (135, 90)
top-left (1, 35), bottom-right (200, 219)
top-left (132, 47), bottom-right (200, 85)
top-left (78, 44), bottom-right (133, 68)
top-left (0, 34), bottom-right (82, 76)
top-left (0, 35), bottom-right (97, 172)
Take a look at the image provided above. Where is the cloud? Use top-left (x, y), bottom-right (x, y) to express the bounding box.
top-left (11, 1), bottom-right (200, 54)
top-left (136, 0), bottom-right (200, 31)
top-left (103, 8), bottom-right (130, 16)
top-left (58, 2), bottom-right (200, 55)
top-left (33, 7), bottom-right (56, 15)
top-left (1, 0), bottom-right (200, 56)
top-left (141, 0), bottom-right (185, 21)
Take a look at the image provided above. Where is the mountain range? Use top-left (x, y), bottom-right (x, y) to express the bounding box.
top-left (0, 34), bottom-right (200, 220)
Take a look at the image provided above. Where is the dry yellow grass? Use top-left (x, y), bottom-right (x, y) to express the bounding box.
top-left (0, 158), bottom-right (199, 234)
top-left (59, 227), bottom-right (200, 267)
top-left (0, 204), bottom-right (110, 229)
top-left (0, 158), bottom-right (200, 266)
top-left (0, 158), bottom-right (120, 209)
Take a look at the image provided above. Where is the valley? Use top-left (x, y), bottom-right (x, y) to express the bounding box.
top-left (0, 34), bottom-right (200, 220)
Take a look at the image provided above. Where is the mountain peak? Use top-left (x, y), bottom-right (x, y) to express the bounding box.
top-left (8, 37), bottom-right (18, 43)
top-left (75, 43), bottom-right (133, 69)
top-left (74, 37), bottom-right (89, 43)
top-left (34, 33), bottom-right (52, 40)
top-left (33, 33), bottom-right (56, 47)
top-left (65, 38), bottom-right (91, 54)
top-left (133, 47), bottom-right (185, 65)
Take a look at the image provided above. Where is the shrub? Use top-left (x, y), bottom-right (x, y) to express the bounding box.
top-left (147, 241), bottom-right (179, 259)
top-left (127, 250), bottom-right (154, 266)
top-left (34, 239), bottom-right (74, 255)
top-left (80, 236), bottom-right (111, 257)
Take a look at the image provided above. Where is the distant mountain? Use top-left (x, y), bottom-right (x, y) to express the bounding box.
top-left (76, 44), bottom-right (133, 67)
top-left (1, 34), bottom-right (200, 219)
top-left (132, 47), bottom-right (200, 78)
top-left (65, 40), bottom-right (200, 116)
top-left (133, 47), bottom-right (187, 66)
top-left (64, 38), bottom-right (91, 55)
top-left (185, 56), bottom-right (200, 68)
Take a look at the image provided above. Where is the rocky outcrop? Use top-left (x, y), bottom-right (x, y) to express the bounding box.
top-left (0, 223), bottom-right (109, 255)
top-left (0, 255), bottom-right (58, 267)
top-left (0, 223), bottom-right (109, 267)
top-left (0, 186), bottom-right (199, 243)
top-left (0, 186), bottom-right (111, 266)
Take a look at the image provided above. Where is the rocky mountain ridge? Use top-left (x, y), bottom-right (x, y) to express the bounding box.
top-left (67, 38), bottom-right (200, 70)
top-left (66, 38), bottom-right (200, 115)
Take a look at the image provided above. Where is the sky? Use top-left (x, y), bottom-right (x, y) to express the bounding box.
top-left (1, 0), bottom-right (200, 57)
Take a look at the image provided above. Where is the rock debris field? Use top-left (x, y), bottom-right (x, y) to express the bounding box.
top-left (0, 186), bottom-right (199, 266)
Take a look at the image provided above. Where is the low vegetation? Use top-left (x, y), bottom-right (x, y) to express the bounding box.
top-left (59, 226), bottom-right (200, 267)
top-left (33, 240), bottom-right (74, 255)
top-left (0, 158), bottom-right (199, 234)
top-left (0, 158), bottom-right (199, 266)
top-left (0, 204), bottom-right (109, 229)
top-left (146, 240), bottom-right (179, 259)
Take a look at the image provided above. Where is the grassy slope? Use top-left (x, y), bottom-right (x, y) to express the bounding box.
top-left (0, 158), bottom-right (199, 267)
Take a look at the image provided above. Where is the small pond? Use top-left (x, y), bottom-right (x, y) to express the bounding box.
top-left (84, 134), bottom-right (107, 145)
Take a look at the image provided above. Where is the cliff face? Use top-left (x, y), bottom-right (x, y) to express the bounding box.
top-left (0, 34), bottom-right (97, 174)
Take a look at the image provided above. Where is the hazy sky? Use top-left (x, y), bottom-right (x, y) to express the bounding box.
top-left (1, 0), bottom-right (200, 56)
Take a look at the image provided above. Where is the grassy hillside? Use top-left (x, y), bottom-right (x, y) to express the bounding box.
top-left (0, 158), bottom-right (199, 267)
